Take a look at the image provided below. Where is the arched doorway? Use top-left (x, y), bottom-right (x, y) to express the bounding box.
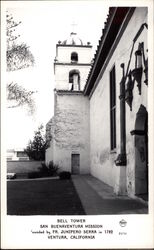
top-left (134, 105), bottom-right (148, 200)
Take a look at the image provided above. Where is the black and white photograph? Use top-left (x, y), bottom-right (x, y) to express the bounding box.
top-left (1, 0), bottom-right (154, 249)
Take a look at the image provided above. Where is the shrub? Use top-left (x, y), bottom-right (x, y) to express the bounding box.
top-left (48, 161), bottom-right (59, 176)
top-left (38, 162), bottom-right (49, 173)
top-left (28, 171), bottom-right (42, 179)
top-left (59, 171), bottom-right (71, 180)
top-left (28, 161), bottom-right (59, 179)
top-left (38, 161), bottom-right (59, 176)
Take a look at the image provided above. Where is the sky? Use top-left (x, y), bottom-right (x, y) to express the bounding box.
top-left (3, 1), bottom-right (110, 149)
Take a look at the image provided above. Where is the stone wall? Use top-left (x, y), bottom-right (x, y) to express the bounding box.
top-left (53, 92), bottom-right (90, 174)
top-left (7, 161), bottom-right (42, 173)
top-left (45, 118), bottom-right (54, 164)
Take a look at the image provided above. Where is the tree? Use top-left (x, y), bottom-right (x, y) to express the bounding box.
top-left (6, 11), bottom-right (35, 114)
top-left (6, 11), bottom-right (35, 71)
top-left (7, 82), bottom-right (35, 115)
top-left (25, 125), bottom-right (46, 161)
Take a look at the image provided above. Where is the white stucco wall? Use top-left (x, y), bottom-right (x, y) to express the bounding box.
top-left (46, 42), bottom-right (91, 169)
top-left (55, 64), bottom-right (91, 90)
top-left (89, 7), bottom-right (148, 195)
top-left (54, 45), bottom-right (92, 91)
top-left (121, 7), bottom-right (148, 196)
top-left (90, 69), bottom-right (116, 187)
top-left (52, 92), bottom-right (90, 174)
top-left (56, 46), bottom-right (92, 64)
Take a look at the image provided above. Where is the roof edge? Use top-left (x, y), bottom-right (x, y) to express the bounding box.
top-left (56, 89), bottom-right (84, 95)
top-left (84, 7), bottom-right (135, 96)
top-left (56, 44), bottom-right (92, 48)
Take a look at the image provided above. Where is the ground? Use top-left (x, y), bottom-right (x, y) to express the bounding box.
top-left (7, 178), bottom-right (85, 215)
top-left (7, 175), bottom-right (148, 215)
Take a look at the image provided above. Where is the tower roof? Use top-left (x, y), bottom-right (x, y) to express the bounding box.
top-left (62, 32), bottom-right (83, 45)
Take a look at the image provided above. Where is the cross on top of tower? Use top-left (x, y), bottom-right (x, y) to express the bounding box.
top-left (71, 21), bottom-right (77, 34)
top-left (62, 21), bottom-right (83, 45)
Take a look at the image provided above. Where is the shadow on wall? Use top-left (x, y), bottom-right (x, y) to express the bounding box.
top-left (99, 149), bottom-right (110, 165)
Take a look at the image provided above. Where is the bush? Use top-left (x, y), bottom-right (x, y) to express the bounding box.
top-left (28, 172), bottom-right (42, 179)
top-left (39, 161), bottom-right (59, 176)
top-left (28, 161), bottom-right (59, 179)
top-left (59, 171), bottom-right (71, 180)
top-left (38, 162), bottom-right (49, 174)
top-left (48, 161), bottom-right (59, 176)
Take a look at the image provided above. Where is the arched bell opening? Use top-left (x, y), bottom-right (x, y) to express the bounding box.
top-left (71, 52), bottom-right (78, 63)
top-left (69, 70), bottom-right (80, 91)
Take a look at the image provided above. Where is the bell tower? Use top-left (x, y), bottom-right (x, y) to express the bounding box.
top-left (54, 31), bottom-right (92, 91)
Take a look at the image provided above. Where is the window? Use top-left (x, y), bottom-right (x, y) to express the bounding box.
top-left (110, 65), bottom-right (116, 150)
top-left (71, 52), bottom-right (78, 63)
top-left (69, 70), bottom-right (80, 91)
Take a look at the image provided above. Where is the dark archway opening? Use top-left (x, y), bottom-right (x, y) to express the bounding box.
top-left (69, 70), bottom-right (80, 91)
top-left (134, 104), bottom-right (148, 201)
top-left (71, 52), bottom-right (78, 63)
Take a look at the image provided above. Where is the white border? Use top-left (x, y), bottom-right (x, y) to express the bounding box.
top-left (1, 1), bottom-right (154, 249)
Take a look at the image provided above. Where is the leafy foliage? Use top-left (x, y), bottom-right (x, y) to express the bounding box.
top-left (6, 11), bottom-right (21, 45)
top-left (7, 43), bottom-right (35, 72)
top-left (6, 12), bottom-right (35, 71)
top-left (39, 161), bottom-right (59, 175)
top-left (25, 125), bottom-right (46, 161)
top-left (6, 11), bottom-right (35, 114)
top-left (7, 82), bottom-right (36, 115)
top-left (28, 161), bottom-right (59, 179)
